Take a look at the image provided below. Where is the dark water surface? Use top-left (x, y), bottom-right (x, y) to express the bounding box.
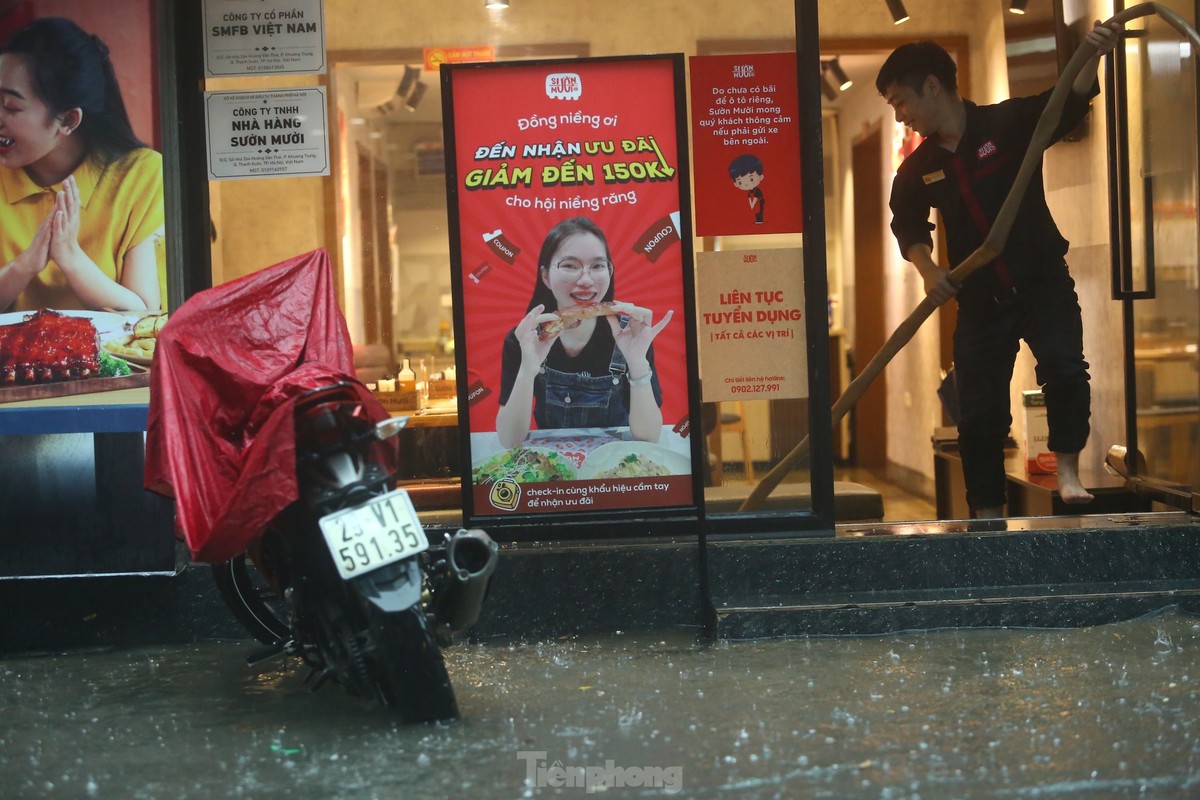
top-left (3, 610), bottom-right (1200, 799)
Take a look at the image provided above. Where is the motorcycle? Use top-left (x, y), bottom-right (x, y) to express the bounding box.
top-left (214, 382), bottom-right (497, 721)
top-left (145, 249), bottom-right (496, 722)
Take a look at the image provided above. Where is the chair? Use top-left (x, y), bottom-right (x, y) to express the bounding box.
top-left (708, 401), bottom-right (754, 483)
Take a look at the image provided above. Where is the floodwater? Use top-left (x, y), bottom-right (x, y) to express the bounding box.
top-left (3, 610), bottom-right (1200, 800)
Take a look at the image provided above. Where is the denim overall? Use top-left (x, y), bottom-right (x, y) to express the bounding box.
top-left (534, 345), bottom-right (629, 429)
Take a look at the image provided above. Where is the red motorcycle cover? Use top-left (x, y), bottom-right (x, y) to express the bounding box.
top-left (144, 249), bottom-right (392, 564)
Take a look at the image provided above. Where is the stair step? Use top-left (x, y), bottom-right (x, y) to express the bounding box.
top-left (706, 519), bottom-right (1200, 599)
top-left (713, 579), bottom-right (1200, 638)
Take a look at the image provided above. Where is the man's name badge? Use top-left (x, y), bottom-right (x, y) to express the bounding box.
top-left (922, 170), bottom-right (946, 185)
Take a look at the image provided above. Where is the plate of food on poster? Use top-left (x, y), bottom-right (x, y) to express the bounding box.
top-left (578, 440), bottom-right (690, 479)
top-left (472, 446), bottom-right (578, 485)
top-left (0, 308), bottom-right (167, 402)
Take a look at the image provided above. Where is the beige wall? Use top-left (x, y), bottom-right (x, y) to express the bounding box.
top-left (207, 71), bottom-right (325, 281)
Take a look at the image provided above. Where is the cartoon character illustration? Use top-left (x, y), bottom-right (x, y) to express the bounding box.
top-left (728, 154), bottom-right (765, 224)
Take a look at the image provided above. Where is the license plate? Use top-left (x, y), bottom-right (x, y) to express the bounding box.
top-left (319, 488), bottom-right (429, 580)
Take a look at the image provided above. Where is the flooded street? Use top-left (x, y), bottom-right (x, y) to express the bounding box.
top-left (3, 610), bottom-right (1200, 799)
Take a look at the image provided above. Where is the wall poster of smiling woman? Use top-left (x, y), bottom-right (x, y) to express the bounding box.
top-left (442, 55), bottom-right (703, 526)
top-left (0, 0), bottom-right (167, 407)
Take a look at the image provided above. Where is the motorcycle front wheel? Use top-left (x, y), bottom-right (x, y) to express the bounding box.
top-left (366, 602), bottom-right (459, 723)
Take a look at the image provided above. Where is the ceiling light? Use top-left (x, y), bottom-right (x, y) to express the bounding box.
top-left (885, 0), bottom-right (909, 24)
top-left (398, 65), bottom-right (420, 99)
top-left (405, 81), bottom-right (428, 112)
top-left (829, 58), bottom-right (853, 91)
top-left (1009, 0), bottom-right (1028, 13)
top-left (485, 0), bottom-right (509, 8)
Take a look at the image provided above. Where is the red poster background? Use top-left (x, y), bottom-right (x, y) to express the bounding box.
top-left (447, 57), bottom-right (690, 435)
top-left (689, 53), bottom-right (802, 236)
top-left (0, 0), bottom-right (159, 149)
top-left (446, 56), bottom-right (696, 519)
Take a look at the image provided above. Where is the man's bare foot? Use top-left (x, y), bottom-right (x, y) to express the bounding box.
top-left (1056, 451), bottom-right (1095, 505)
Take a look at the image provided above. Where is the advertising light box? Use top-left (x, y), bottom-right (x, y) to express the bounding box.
top-left (0, 1), bottom-right (170, 411)
top-left (441, 55), bottom-right (703, 526)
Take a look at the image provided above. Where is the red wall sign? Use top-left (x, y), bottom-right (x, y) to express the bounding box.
top-left (424, 46), bottom-right (494, 71)
top-left (689, 53), bottom-right (803, 236)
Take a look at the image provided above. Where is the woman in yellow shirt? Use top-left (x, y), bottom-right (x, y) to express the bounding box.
top-left (0, 17), bottom-right (164, 313)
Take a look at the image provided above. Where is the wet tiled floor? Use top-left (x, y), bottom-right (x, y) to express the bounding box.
top-left (3, 608), bottom-right (1199, 799)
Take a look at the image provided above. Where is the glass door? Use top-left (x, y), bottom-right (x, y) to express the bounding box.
top-left (1110, 1), bottom-right (1200, 502)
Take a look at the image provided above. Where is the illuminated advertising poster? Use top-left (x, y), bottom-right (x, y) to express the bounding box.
top-left (0, 1), bottom-right (168, 409)
top-left (688, 53), bottom-right (802, 236)
top-left (443, 55), bottom-right (700, 520)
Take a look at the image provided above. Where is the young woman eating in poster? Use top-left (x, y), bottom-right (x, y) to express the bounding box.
top-left (495, 216), bottom-right (674, 449)
top-left (0, 17), bottom-right (164, 313)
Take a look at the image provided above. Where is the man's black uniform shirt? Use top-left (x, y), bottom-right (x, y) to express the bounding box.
top-left (888, 84), bottom-right (1097, 306)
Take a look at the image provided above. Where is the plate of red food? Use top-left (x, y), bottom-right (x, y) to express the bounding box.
top-left (0, 308), bottom-right (142, 386)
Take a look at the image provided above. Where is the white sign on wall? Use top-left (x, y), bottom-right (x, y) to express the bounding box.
top-left (205, 88), bottom-right (330, 181)
top-left (695, 248), bottom-right (808, 403)
top-left (202, 0), bottom-right (326, 76)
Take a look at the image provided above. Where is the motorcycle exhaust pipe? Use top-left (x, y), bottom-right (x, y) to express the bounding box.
top-left (433, 528), bottom-right (499, 633)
